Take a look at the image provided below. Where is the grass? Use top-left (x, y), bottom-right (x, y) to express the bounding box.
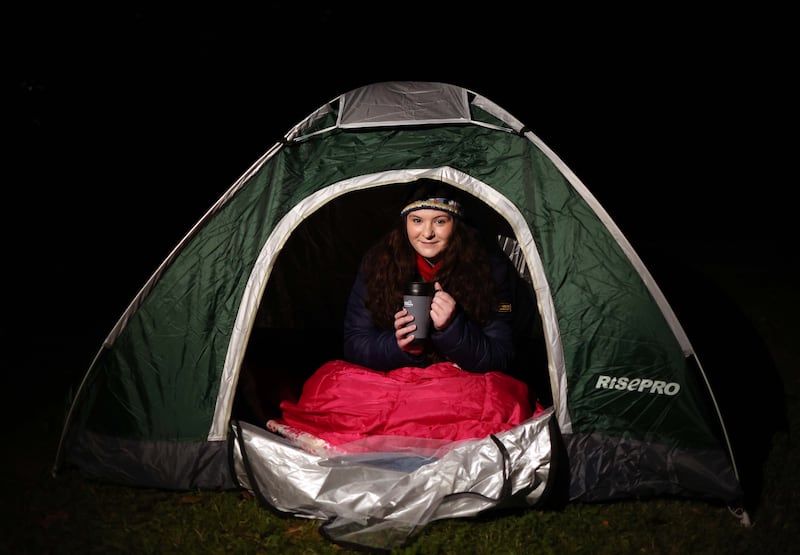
top-left (3, 253), bottom-right (798, 554)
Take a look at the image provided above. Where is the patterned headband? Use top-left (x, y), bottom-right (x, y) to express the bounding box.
top-left (400, 197), bottom-right (464, 218)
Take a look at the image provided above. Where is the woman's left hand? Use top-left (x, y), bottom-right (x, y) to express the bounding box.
top-left (430, 281), bottom-right (456, 331)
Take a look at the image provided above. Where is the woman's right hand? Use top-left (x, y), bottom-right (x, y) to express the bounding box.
top-left (394, 309), bottom-right (424, 355)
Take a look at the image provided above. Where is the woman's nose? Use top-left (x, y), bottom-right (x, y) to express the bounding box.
top-left (423, 223), bottom-right (435, 238)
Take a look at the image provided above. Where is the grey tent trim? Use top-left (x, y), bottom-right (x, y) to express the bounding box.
top-left (209, 166), bottom-right (565, 440)
top-left (338, 81), bottom-right (472, 128)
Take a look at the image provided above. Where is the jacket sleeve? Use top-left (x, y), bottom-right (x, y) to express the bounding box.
top-left (430, 253), bottom-right (516, 373)
top-left (342, 272), bottom-right (424, 371)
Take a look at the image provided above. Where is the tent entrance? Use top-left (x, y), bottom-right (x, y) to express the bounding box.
top-left (232, 183), bottom-right (551, 427)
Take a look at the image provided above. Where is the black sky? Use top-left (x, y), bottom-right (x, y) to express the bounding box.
top-left (8, 5), bottom-right (795, 366)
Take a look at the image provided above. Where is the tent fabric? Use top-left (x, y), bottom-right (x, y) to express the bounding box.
top-left (53, 81), bottom-right (746, 549)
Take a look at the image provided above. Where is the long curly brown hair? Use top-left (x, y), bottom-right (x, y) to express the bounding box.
top-left (360, 181), bottom-right (497, 329)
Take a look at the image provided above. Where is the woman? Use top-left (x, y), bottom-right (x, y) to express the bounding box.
top-left (271, 180), bottom-right (534, 450)
top-left (343, 180), bottom-right (516, 372)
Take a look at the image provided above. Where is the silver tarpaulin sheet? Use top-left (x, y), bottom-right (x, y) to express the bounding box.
top-left (232, 408), bottom-right (554, 550)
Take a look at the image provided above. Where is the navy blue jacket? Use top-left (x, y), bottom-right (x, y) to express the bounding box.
top-left (343, 253), bottom-right (515, 373)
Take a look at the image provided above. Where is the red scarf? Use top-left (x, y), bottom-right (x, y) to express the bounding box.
top-left (416, 254), bottom-right (441, 283)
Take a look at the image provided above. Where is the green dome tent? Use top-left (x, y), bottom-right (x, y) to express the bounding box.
top-left (53, 81), bottom-right (745, 549)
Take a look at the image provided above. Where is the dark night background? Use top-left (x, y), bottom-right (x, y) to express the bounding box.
top-left (7, 5), bottom-right (796, 405)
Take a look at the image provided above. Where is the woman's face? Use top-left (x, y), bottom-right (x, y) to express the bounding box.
top-left (405, 209), bottom-right (455, 262)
